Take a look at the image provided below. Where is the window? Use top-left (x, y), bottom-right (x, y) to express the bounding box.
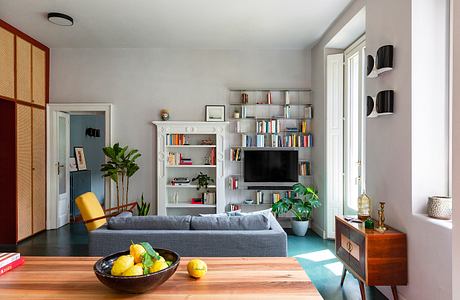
top-left (343, 36), bottom-right (366, 214)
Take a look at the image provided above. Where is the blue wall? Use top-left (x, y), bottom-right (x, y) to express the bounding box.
top-left (70, 114), bottom-right (105, 203)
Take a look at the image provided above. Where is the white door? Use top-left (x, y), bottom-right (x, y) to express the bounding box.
top-left (343, 37), bottom-right (366, 215)
top-left (56, 112), bottom-right (70, 228)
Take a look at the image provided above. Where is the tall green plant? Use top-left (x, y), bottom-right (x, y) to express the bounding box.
top-left (272, 183), bottom-right (321, 221)
top-left (101, 143), bottom-right (141, 209)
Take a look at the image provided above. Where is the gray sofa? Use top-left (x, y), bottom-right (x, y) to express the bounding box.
top-left (89, 213), bottom-right (287, 257)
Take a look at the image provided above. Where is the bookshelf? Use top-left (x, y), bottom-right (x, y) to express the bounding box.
top-left (153, 121), bottom-right (228, 216)
top-left (226, 89), bottom-right (313, 214)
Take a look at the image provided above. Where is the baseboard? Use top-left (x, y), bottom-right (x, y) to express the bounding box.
top-left (311, 221), bottom-right (326, 239)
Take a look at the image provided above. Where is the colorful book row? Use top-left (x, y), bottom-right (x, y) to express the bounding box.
top-left (166, 134), bottom-right (187, 145)
top-left (256, 119), bottom-right (281, 134)
top-left (230, 148), bottom-right (241, 161)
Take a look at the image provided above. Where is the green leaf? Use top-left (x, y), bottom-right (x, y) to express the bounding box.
top-left (142, 252), bottom-right (154, 268)
top-left (140, 242), bottom-right (160, 260)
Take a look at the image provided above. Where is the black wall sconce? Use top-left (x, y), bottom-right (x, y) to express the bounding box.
top-left (367, 45), bottom-right (394, 78)
top-left (367, 90), bottom-right (394, 118)
top-left (85, 128), bottom-right (101, 138)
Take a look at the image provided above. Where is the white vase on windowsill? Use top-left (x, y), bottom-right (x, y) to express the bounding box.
top-left (291, 219), bottom-right (310, 236)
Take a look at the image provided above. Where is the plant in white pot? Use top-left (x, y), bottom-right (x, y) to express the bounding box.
top-left (272, 183), bottom-right (321, 236)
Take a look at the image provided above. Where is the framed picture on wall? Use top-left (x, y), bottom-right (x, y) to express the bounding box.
top-left (69, 157), bottom-right (78, 172)
top-left (74, 147), bottom-right (87, 170)
top-left (205, 105), bottom-right (225, 122)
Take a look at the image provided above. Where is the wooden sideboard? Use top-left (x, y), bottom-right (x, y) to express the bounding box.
top-left (0, 19), bottom-right (49, 244)
top-left (335, 215), bottom-right (407, 300)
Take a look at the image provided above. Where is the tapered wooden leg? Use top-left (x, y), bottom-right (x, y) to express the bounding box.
top-left (359, 280), bottom-right (366, 300)
top-left (391, 286), bottom-right (399, 300)
top-left (340, 266), bottom-right (347, 286)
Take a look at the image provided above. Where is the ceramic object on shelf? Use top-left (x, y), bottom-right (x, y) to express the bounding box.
top-left (160, 109), bottom-right (170, 121)
top-left (244, 199), bottom-right (253, 205)
top-left (427, 196), bottom-right (452, 220)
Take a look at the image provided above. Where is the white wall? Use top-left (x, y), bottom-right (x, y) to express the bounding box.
top-left (311, 0), bottom-right (365, 237)
top-left (452, 0), bottom-right (460, 298)
top-left (366, 0), bottom-right (451, 299)
top-left (50, 48), bottom-right (311, 212)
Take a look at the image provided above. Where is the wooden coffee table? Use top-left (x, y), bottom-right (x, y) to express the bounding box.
top-left (0, 256), bottom-right (322, 299)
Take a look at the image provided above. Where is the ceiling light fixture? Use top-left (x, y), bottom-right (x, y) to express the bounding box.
top-left (47, 12), bottom-right (73, 26)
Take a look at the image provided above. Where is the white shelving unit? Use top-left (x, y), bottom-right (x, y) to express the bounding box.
top-left (153, 121), bottom-right (228, 216)
top-left (226, 89), bottom-right (313, 212)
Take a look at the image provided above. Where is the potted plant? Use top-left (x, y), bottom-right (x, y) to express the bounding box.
top-left (101, 143), bottom-right (141, 209)
top-left (272, 183), bottom-right (321, 236)
top-left (136, 193), bottom-right (150, 216)
top-left (191, 172), bottom-right (214, 192)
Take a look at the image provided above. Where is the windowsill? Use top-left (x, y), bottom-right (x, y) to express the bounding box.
top-left (414, 213), bottom-right (452, 230)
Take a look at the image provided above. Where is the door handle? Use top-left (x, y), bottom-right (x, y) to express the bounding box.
top-left (57, 163), bottom-right (65, 175)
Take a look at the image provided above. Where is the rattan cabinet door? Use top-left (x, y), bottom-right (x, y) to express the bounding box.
top-left (0, 27), bottom-right (14, 99)
top-left (32, 107), bottom-right (46, 233)
top-left (17, 104), bottom-right (32, 241)
top-left (16, 37), bottom-right (32, 103)
top-left (32, 46), bottom-right (46, 106)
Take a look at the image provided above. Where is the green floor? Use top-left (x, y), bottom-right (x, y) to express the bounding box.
top-left (288, 231), bottom-right (387, 300)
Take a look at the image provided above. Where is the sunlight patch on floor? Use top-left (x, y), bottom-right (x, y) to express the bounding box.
top-left (294, 249), bottom-right (336, 262)
top-left (324, 261), bottom-right (344, 277)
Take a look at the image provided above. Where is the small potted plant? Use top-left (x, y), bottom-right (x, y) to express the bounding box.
top-left (192, 172), bottom-right (214, 192)
top-left (136, 193), bottom-right (150, 216)
top-left (272, 183), bottom-right (321, 236)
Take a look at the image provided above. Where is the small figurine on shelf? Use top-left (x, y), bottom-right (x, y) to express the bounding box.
top-left (241, 93), bottom-right (249, 104)
top-left (376, 202), bottom-right (387, 233)
top-left (160, 109), bottom-right (170, 121)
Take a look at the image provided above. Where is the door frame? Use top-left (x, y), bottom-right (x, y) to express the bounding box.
top-left (46, 103), bottom-right (113, 230)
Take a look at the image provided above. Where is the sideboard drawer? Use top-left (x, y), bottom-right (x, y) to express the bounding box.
top-left (348, 229), bottom-right (366, 278)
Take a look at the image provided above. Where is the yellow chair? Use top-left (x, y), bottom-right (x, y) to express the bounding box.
top-left (75, 192), bottom-right (136, 231)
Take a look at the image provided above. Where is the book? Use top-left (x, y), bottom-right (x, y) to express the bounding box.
top-left (0, 257), bottom-right (24, 276)
top-left (0, 253), bottom-right (20, 269)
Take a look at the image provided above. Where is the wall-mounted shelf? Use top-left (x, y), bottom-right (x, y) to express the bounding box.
top-left (167, 165), bottom-right (216, 168)
top-left (167, 204), bottom-right (216, 208)
top-left (226, 88), bottom-right (314, 207)
top-left (166, 145), bottom-right (216, 148)
top-left (166, 185), bottom-right (216, 189)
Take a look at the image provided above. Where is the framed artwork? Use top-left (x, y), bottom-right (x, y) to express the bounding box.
top-left (74, 147), bottom-right (87, 170)
top-left (205, 105), bottom-right (225, 122)
top-left (69, 157), bottom-right (78, 172)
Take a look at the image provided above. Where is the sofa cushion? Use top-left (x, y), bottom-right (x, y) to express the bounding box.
top-left (108, 215), bottom-right (191, 230)
top-left (190, 215), bottom-right (270, 230)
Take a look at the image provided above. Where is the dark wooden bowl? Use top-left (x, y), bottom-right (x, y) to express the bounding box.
top-left (94, 248), bottom-right (180, 294)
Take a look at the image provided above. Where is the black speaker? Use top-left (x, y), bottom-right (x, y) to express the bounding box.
top-left (367, 55), bottom-right (375, 77)
top-left (376, 45), bottom-right (394, 71)
top-left (376, 90), bottom-right (394, 115)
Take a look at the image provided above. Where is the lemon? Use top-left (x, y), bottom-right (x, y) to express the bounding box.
top-left (187, 259), bottom-right (207, 279)
top-left (156, 256), bottom-right (165, 263)
top-left (130, 244), bottom-right (147, 264)
top-left (111, 255), bottom-right (135, 276)
top-left (122, 264), bottom-right (143, 276)
top-left (149, 260), bottom-right (169, 273)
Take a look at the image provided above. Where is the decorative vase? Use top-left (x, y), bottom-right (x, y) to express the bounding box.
top-left (427, 196), bottom-right (452, 220)
top-left (291, 220), bottom-right (309, 236)
top-left (160, 109), bottom-right (170, 121)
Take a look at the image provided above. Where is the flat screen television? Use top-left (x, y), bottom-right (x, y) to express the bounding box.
top-left (244, 150), bottom-right (298, 184)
